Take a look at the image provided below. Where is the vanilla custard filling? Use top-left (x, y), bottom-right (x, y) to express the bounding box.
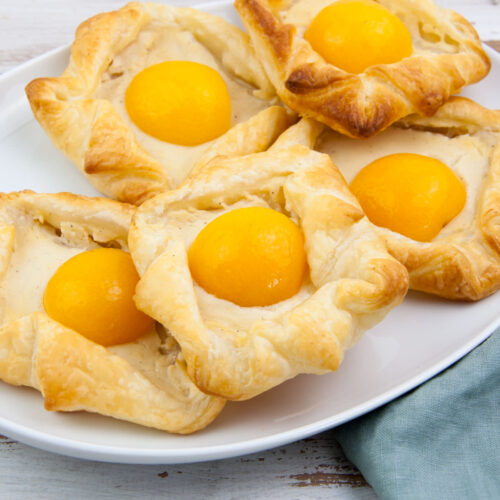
top-left (109, 330), bottom-right (187, 393)
top-left (0, 222), bottom-right (96, 324)
top-left (0, 211), bottom-right (191, 395)
top-left (165, 198), bottom-right (315, 333)
top-left (96, 22), bottom-right (271, 187)
top-left (282, 0), bottom-right (462, 55)
top-left (317, 127), bottom-right (493, 240)
top-left (0, 218), bottom-right (180, 376)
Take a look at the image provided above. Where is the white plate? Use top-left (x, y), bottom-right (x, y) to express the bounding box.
top-left (0, 0), bottom-right (499, 465)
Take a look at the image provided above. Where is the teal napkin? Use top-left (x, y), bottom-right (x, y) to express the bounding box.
top-left (335, 328), bottom-right (500, 500)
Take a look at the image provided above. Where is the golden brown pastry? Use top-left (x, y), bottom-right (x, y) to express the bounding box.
top-left (0, 191), bottom-right (225, 433)
top-left (307, 97), bottom-right (500, 300)
top-left (25, 2), bottom-right (279, 204)
top-left (235, 0), bottom-right (490, 138)
top-left (129, 112), bottom-right (409, 401)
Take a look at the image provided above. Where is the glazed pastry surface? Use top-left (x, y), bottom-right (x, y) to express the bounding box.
top-left (235, 0), bottom-right (490, 138)
top-left (0, 192), bottom-right (225, 433)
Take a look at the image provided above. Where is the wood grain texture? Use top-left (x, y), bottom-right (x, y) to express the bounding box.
top-left (486, 41), bottom-right (500, 53)
top-left (0, 1), bottom-right (498, 498)
top-left (0, 431), bottom-right (375, 499)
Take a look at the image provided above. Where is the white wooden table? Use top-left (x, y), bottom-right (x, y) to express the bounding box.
top-left (0, 1), bottom-right (498, 498)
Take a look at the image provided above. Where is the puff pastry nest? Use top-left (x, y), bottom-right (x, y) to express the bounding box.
top-left (129, 112), bottom-right (409, 401)
top-left (0, 192), bottom-right (225, 433)
top-left (235, 0), bottom-right (491, 138)
top-left (391, 98), bottom-right (500, 300)
top-left (25, 2), bottom-right (276, 205)
top-left (310, 97), bottom-right (500, 300)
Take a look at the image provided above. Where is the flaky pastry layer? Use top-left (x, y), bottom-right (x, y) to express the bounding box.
top-left (130, 112), bottom-right (409, 401)
top-left (235, 0), bottom-right (490, 138)
top-left (0, 191), bottom-right (225, 433)
top-left (25, 2), bottom-right (277, 204)
top-left (308, 97), bottom-right (500, 300)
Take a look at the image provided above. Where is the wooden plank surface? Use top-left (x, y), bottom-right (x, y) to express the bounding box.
top-left (0, 1), bottom-right (498, 498)
top-left (0, 431), bottom-right (375, 499)
top-left (487, 40), bottom-right (500, 52)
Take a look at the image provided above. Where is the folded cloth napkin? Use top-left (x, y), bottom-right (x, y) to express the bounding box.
top-left (335, 328), bottom-right (500, 500)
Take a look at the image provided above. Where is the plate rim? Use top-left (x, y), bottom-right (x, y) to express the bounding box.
top-left (1, 312), bottom-right (498, 464)
top-left (0, 0), bottom-right (499, 464)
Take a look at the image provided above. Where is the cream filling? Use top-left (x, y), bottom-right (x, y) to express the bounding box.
top-left (166, 197), bottom-right (314, 334)
top-left (316, 127), bottom-right (493, 240)
top-left (0, 221), bottom-right (176, 367)
top-left (109, 330), bottom-right (183, 394)
top-left (0, 219), bottom-right (183, 385)
top-left (282, 0), bottom-right (462, 56)
top-left (95, 21), bottom-right (270, 187)
top-left (0, 222), bottom-right (96, 325)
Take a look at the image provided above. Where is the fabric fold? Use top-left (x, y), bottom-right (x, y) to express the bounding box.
top-left (335, 328), bottom-right (500, 500)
